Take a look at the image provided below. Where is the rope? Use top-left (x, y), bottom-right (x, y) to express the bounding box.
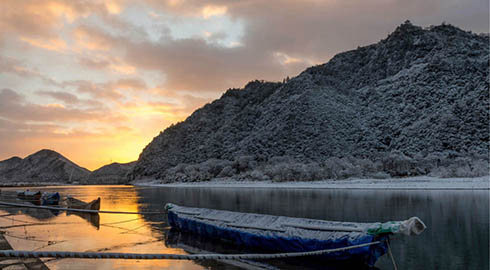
top-left (386, 239), bottom-right (398, 270)
top-left (0, 241), bottom-right (381, 260)
top-left (0, 201), bottom-right (163, 215)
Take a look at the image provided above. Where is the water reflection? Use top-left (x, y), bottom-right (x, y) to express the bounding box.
top-left (1, 206), bottom-right (60, 221)
top-left (0, 186), bottom-right (486, 270)
top-left (66, 212), bottom-right (100, 230)
top-left (137, 187), bottom-right (489, 270)
top-left (0, 186), bottom-right (199, 270)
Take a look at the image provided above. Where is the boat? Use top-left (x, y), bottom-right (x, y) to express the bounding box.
top-left (166, 229), bottom-right (282, 270)
top-left (41, 192), bottom-right (60, 205)
top-left (165, 203), bottom-right (426, 268)
top-left (16, 190), bottom-right (42, 201)
top-left (66, 196), bottom-right (101, 210)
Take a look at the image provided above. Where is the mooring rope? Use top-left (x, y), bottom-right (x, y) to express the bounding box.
top-left (386, 239), bottom-right (398, 270)
top-left (0, 241), bottom-right (380, 260)
top-left (0, 201), bottom-right (163, 215)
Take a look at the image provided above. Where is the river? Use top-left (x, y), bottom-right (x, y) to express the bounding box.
top-left (0, 185), bottom-right (487, 269)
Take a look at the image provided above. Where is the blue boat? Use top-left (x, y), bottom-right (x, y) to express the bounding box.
top-left (41, 192), bottom-right (60, 205)
top-left (165, 203), bottom-right (426, 268)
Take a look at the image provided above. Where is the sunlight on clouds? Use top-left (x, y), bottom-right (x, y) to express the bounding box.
top-left (20, 37), bottom-right (67, 51)
top-left (52, 128), bottom-right (70, 135)
top-left (45, 1), bottom-right (78, 22)
top-left (45, 103), bottom-right (66, 109)
top-left (274, 52), bottom-right (303, 65)
top-left (202, 5), bottom-right (228, 19)
top-left (148, 11), bottom-right (161, 18)
top-left (22, 1), bottom-right (79, 24)
top-left (229, 41), bottom-right (244, 47)
top-left (73, 28), bottom-right (111, 51)
top-left (119, 103), bottom-right (182, 122)
top-left (105, 0), bottom-right (123, 14)
top-left (109, 62), bottom-right (136, 75)
top-left (110, 63), bottom-right (137, 75)
top-left (167, 0), bottom-right (183, 7)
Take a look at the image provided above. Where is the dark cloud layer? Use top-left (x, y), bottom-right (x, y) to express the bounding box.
top-left (0, 88), bottom-right (124, 122)
top-left (37, 90), bottom-right (81, 104)
top-left (118, 0), bottom-right (490, 92)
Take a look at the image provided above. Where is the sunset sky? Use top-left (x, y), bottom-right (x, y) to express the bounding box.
top-left (0, 0), bottom-right (488, 170)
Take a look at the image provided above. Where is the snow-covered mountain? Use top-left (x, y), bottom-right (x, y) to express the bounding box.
top-left (131, 22), bottom-right (489, 183)
top-left (0, 149), bottom-right (90, 184)
top-left (0, 150), bottom-right (138, 185)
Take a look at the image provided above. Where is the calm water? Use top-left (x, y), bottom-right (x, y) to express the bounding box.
top-left (0, 186), bottom-right (487, 269)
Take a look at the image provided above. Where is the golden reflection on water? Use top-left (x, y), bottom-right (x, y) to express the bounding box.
top-left (0, 186), bottom-right (203, 270)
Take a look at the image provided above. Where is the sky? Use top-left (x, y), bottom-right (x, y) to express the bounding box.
top-left (0, 0), bottom-right (488, 170)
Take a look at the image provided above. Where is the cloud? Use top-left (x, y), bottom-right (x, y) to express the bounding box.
top-left (67, 0), bottom-right (487, 95)
top-left (0, 55), bottom-right (60, 85)
top-left (203, 31), bottom-right (227, 42)
top-left (105, 0), bottom-right (123, 14)
top-left (73, 25), bottom-right (115, 51)
top-left (123, 37), bottom-right (286, 91)
top-left (0, 1), bottom-right (110, 46)
top-left (77, 56), bottom-right (111, 70)
top-left (0, 88), bottom-right (123, 122)
top-left (36, 90), bottom-right (81, 104)
top-left (77, 55), bottom-right (137, 75)
top-left (142, 0), bottom-right (489, 67)
top-left (63, 78), bottom-right (148, 102)
top-left (6, 0), bottom-right (487, 94)
top-left (202, 5), bottom-right (228, 19)
top-left (20, 37), bottom-right (67, 51)
top-left (114, 78), bottom-right (147, 89)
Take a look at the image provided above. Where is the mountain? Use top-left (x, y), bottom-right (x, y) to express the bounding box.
top-left (85, 161), bottom-right (136, 184)
top-left (0, 157), bottom-right (22, 172)
top-left (132, 22), bottom-right (488, 182)
top-left (0, 149), bottom-right (90, 184)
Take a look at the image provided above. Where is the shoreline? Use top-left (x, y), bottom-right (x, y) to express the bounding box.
top-left (0, 176), bottom-right (487, 190)
top-left (133, 175), bottom-right (489, 190)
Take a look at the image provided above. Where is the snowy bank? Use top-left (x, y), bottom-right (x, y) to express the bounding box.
top-left (133, 175), bottom-right (489, 190)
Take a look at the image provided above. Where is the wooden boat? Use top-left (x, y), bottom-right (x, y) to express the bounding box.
top-left (66, 196), bottom-right (101, 210)
top-left (16, 190), bottom-right (42, 201)
top-left (165, 203), bottom-right (426, 268)
top-left (166, 230), bottom-right (279, 270)
top-left (41, 192), bottom-right (60, 205)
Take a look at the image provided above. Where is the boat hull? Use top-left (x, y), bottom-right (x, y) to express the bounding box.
top-left (166, 205), bottom-right (389, 267)
top-left (16, 190), bottom-right (42, 202)
top-left (66, 197), bottom-right (100, 210)
top-left (41, 192), bottom-right (60, 205)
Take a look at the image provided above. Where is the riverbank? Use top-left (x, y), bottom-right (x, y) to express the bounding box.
top-left (0, 182), bottom-right (71, 187)
top-left (0, 175), bottom-right (487, 189)
top-left (133, 175), bottom-right (489, 190)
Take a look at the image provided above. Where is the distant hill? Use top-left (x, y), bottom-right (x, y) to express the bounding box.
top-left (85, 161), bottom-right (136, 184)
top-left (0, 149), bottom-right (90, 185)
top-left (0, 150), bottom-right (137, 185)
top-left (131, 22), bottom-right (489, 183)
